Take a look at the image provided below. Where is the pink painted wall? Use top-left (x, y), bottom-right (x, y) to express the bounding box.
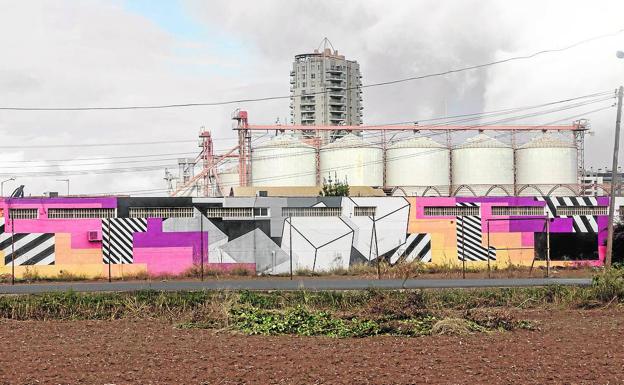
top-left (133, 247), bottom-right (194, 275)
top-left (1, 197), bottom-right (114, 249)
top-left (6, 219), bottom-right (102, 249)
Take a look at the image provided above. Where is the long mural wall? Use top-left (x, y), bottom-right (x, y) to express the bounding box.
top-left (0, 196), bottom-right (609, 278)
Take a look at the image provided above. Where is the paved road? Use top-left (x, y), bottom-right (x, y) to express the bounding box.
top-left (0, 278), bottom-right (592, 294)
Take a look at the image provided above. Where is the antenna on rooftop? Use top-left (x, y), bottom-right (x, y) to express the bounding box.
top-left (317, 37), bottom-right (336, 53)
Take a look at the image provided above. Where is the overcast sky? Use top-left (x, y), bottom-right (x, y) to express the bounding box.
top-left (1, 0), bottom-right (624, 196)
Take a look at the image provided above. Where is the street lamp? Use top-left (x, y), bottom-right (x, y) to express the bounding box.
top-left (56, 179), bottom-right (70, 196)
top-left (1, 177), bottom-right (15, 197)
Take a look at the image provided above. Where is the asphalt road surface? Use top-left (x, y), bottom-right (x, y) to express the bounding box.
top-left (0, 278), bottom-right (592, 294)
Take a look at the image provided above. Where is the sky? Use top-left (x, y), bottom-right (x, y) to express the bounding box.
top-left (1, 0), bottom-right (624, 196)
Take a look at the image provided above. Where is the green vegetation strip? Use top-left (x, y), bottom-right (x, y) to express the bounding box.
top-left (0, 269), bottom-right (622, 337)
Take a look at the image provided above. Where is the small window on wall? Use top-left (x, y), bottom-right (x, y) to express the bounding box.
top-left (9, 208), bottom-right (38, 219)
top-left (491, 206), bottom-right (545, 216)
top-left (556, 206), bottom-right (608, 216)
top-left (253, 207), bottom-right (270, 217)
top-left (282, 207), bottom-right (342, 217)
top-left (353, 206), bottom-right (376, 216)
top-left (204, 207), bottom-right (253, 218)
top-left (129, 207), bottom-right (194, 218)
top-left (423, 206), bottom-right (479, 216)
top-left (48, 208), bottom-right (116, 219)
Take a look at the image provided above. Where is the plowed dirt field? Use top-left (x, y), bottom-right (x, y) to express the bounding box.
top-left (1, 309), bottom-right (622, 384)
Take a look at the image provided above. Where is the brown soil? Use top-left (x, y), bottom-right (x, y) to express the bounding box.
top-left (0, 309), bottom-right (622, 384)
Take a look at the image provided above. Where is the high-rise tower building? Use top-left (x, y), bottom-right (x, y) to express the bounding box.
top-left (290, 39), bottom-right (362, 140)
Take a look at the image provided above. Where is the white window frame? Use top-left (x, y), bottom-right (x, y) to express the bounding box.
top-left (48, 208), bottom-right (117, 219)
top-left (556, 206), bottom-right (608, 216)
top-left (129, 207), bottom-right (194, 218)
top-left (423, 206), bottom-right (480, 216)
top-left (204, 207), bottom-right (253, 218)
top-left (353, 206), bottom-right (377, 217)
top-left (491, 206), bottom-right (545, 216)
top-left (281, 207), bottom-right (342, 217)
top-left (253, 207), bottom-right (270, 218)
top-left (9, 208), bottom-right (38, 219)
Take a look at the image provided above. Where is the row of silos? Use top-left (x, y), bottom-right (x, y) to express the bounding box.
top-left (219, 133), bottom-right (578, 196)
top-left (249, 133), bottom-right (385, 187)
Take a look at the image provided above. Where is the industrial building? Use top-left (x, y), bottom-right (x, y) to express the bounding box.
top-left (582, 168), bottom-right (624, 196)
top-left (289, 39), bottom-right (363, 140)
top-left (168, 110), bottom-right (589, 198)
top-left (0, 195), bottom-right (610, 278)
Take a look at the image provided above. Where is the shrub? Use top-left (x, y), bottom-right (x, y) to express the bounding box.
top-left (231, 305), bottom-right (380, 337)
top-left (591, 268), bottom-right (624, 302)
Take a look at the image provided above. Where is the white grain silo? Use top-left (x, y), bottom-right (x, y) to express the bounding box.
top-left (516, 134), bottom-right (578, 196)
top-left (320, 134), bottom-right (383, 186)
top-left (386, 136), bottom-right (450, 196)
top-left (251, 134), bottom-right (317, 187)
top-left (452, 134), bottom-right (514, 196)
top-left (216, 164), bottom-right (239, 196)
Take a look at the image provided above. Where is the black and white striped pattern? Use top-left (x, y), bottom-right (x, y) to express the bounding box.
top-left (536, 197), bottom-right (599, 233)
top-left (0, 218), bottom-right (55, 266)
top-left (102, 218), bottom-right (147, 264)
top-left (389, 233), bottom-right (432, 264)
top-left (455, 203), bottom-right (496, 261)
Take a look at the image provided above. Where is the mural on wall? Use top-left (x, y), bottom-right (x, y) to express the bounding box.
top-left (0, 195), bottom-right (610, 278)
top-left (0, 216), bottom-right (55, 266)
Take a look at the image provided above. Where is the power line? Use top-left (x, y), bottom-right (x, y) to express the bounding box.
top-left (0, 139), bottom-right (196, 149)
top-left (0, 90), bottom-right (612, 152)
top-left (1, 151), bottom-right (199, 163)
top-left (0, 164), bottom-right (177, 177)
top-left (0, 29), bottom-right (621, 111)
top-left (0, 137), bottom-right (238, 150)
top-left (61, 103), bottom-right (612, 196)
top-left (235, 96), bottom-right (615, 162)
top-left (246, 105), bottom-right (614, 185)
top-left (0, 157), bottom-right (195, 169)
top-left (1, 95), bottom-right (613, 177)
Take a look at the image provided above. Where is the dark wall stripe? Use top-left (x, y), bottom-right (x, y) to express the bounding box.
top-left (21, 245), bottom-right (55, 266)
top-left (0, 233), bottom-right (29, 250)
top-left (3, 233), bottom-right (53, 265)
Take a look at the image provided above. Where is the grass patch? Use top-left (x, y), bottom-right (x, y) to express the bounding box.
top-left (231, 306), bottom-right (380, 337)
top-left (0, 268), bottom-right (622, 337)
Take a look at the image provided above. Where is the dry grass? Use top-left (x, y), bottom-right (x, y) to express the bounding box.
top-left (431, 318), bottom-right (471, 335)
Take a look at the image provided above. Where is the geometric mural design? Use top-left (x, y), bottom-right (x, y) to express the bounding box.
top-left (454, 202), bottom-right (496, 261)
top-left (0, 195), bottom-right (612, 277)
top-left (389, 233), bottom-right (432, 264)
top-left (456, 215), bottom-right (496, 261)
top-left (0, 217), bottom-right (55, 266)
top-left (102, 218), bottom-right (147, 264)
top-left (536, 196), bottom-right (599, 233)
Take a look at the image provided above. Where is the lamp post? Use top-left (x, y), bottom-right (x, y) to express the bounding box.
top-left (56, 179), bottom-right (70, 195)
top-left (1, 178), bottom-right (15, 197)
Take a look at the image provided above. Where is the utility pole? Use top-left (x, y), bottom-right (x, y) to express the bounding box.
top-left (289, 216), bottom-right (293, 281)
top-left (606, 86), bottom-right (624, 268)
top-left (200, 212), bottom-right (204, 281)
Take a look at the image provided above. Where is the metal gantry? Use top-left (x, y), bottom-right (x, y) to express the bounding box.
top-left (171, 110), bottom-right (588, 197)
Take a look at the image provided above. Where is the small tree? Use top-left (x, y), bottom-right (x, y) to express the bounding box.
top-left (321, 173), bottom-right (350, 196)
